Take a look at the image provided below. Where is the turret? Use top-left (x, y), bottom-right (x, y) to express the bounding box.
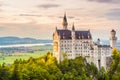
top-left (110, 29), bottom-right (117, 49)
top-left (55, 26), bottom-right (57, 32)
top-left (62, 12), bottom-right (68, 30)
top-left (97, 38), bottom-right (100, 45)
top-left (72, 23), bottom-right (75, 39)
top-left (71, 23), bottom-right (76, 59)
top-left (72, 23), bottom-right (75, 31)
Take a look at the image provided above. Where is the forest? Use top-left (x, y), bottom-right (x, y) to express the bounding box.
top-left (0, 49), bottom-right (120, 80)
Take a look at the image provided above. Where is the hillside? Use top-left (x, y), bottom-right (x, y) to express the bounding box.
top-left (0, 37), bottom-right (52, 45)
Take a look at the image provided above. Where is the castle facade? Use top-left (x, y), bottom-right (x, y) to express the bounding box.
top-left (53, 13), bottom-right (117, 69)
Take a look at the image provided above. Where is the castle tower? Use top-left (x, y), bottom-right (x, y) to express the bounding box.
top-left (110, 29), bottom-right (117, 49)
top-left (97, 38), bottom-right (100, 45)
top-left (62, 12), bottom-right (68, 30)
top-left (72, 23), bottom-right (76, 59)
top-left (72, 23), bottom-right (75, 38)
top-left (53, 26), bottom-right (61, 63)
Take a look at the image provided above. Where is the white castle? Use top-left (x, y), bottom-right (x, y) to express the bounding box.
top-left (53, 13), bottom-right (117, 69)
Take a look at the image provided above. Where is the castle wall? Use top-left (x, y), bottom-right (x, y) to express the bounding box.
top-left (53, 14), bottom-right (114, 69)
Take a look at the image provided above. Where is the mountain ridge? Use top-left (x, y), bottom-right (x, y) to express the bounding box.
top-left (0, 36), bottom-right (52, 45)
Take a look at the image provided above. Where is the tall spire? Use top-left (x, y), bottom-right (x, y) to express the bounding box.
top-left (62, 12), bottom-right (68, 30)
top-left (55, 26), bottom-right (57, 31)
top-left (72, 22), bottom-right (75, 31)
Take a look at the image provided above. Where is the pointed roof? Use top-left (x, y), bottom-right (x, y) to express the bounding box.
top-left (55, 26), bottom-right (57, 31)
top-left (111, 29), bottom-right (116, 32)
top-left (97, 38), bottom-right (100, 41)
top-left (63, 12), bottom-right (67, 22)
top-left (72, 22), bottom-right (75, 31)
top-left (56, 30), bottom-right (92, 39)
top-left (62, 12), bottom-right (68, 30)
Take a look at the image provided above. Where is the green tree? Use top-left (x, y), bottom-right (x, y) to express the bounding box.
top-left (86, 62), bottom-right (98, 79)
top-left (10, 64), bottom-right (22, 80)
top-left (0, 64), bottom-right (10, 80)
top-left (108, 49), bottom-right (120, 80)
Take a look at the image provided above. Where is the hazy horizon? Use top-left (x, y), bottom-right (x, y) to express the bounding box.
top-left (0, 0), bottom-right (120, 40)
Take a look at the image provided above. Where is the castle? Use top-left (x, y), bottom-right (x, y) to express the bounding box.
top-left (53, 13), bottom-right (117, 69)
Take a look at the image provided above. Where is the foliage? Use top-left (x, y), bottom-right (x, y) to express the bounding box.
top-left (108, 48), bottom-right (120, 80)
top-left (0, 49), bottom-right (120, 80)
top-left (0, 63), bottom-right (10, 80)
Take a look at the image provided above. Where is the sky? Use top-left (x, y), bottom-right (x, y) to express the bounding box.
top-left (0, 0), bottom-right (120, 40)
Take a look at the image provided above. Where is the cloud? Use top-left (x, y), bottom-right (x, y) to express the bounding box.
top-left (0, 22), bottom-right (54, 39)
top-left (105, 8), bottom-right (120, 20)
top-left (46, 0), bottom-right (55, 1)
top-left (37, 3), bottom-right (60, 9)
top-left (68, 16), bottom-right (75, 19)
top-left (58, 16), bottom-right (75, 19)
top-left (75, 18), bottom-right (80, 20)
top-left (87, 0), bottom-right (120, 3)
top-left (0, 1), bottom-right (3, 11)
top-left (0, 4), bottom-right (2, 7)
top-left (66, 8), bottom-right (84, 11)
top-left (0, 25), bottom-right (8, 31)
top-left (47, 15), bottom-right (55, 17)
top-left (0, 26), bottom-right (6, 31)
top-left (58, 16), bottom-right (63, 18)
top-left (0, 1), bottom-right (3, 7)
top-left (19, 14), bottom-right (42, 17)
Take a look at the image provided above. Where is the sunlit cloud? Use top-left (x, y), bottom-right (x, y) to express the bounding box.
top-left (0, 0), bottom-right (119, 39)
top-left (19, 14), bottom-right (42, 17)
top-left (58, 16), bottom-right (75, 19)
top-left (0, 1), bottom-right (4, 11)
top-left (37, 3), bottom-right (61, 9)
top-left (87, 0), bottom-right (120, 3)
top-left (105, 8), bottom-right (120, 20)
top-left (0, 22), bottom-right (55, 39)
top-left (0, 26), bottom-right (6, 31)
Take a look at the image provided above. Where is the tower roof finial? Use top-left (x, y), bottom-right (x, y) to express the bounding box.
top-left (72, 22), bottom-right (75, 31)
top-left (62, 12), bottom-right (68, 30)
top-left (111, 29), bottom-right (115, 32)
top-left (63, 11), bottom-right (67, 22)
top-left (55, 26), bottom-right (57, 31)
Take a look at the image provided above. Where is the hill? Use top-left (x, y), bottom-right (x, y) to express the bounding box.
top-left (0, 37), bottom-right (52, 45)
